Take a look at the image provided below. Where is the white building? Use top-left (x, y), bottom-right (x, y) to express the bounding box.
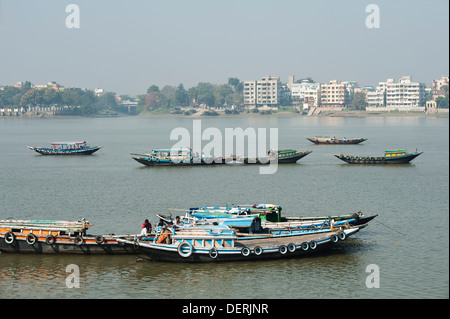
top-left (366, 76), bottom-right (425, 110)
top-left (287, 76), bottom-right (320, 108)
top-left (243, 76), bottom-right (281, 108)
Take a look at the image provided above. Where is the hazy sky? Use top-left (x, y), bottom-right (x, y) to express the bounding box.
top-left (0, 0), bottom-right (448, 95)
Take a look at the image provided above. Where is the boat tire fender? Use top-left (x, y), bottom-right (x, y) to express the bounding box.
top-left (74, 236), bottom-right (84, 246)
top-left (279, 245), bottom-right (288, 254)
top-left (301, 242), bottom-right (309, 251)
top-left (241, 247), bottom-right (251, 257)
top-left (45, 234), bottom-right (56, 245)
top-left (209, 247), bottom-right (218, 259)
top-left (95, 235), bottom-right (105, 244)
top-left (178, 242), bottom-right (193, 258)
top-left (253, 246), bottom-right (263, 256)
top-left (26, 233), bottom-right (37, 245)
top-left (331, 234), bottom-right (339, 243)
top-left (4, 232), bottom-right (15, 245)
top-left (310, 240), bottom-right (317, 250)
top-left (338, 232), bottom-right (346, 240)
top-left (288, 243), bottom-right (296, 253)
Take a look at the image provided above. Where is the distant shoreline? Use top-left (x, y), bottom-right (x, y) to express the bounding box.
top-left (1, 110), bottom-right (448, 119)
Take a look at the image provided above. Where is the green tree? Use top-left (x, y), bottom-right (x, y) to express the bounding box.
top-left (175, 83), bottom-right (189, 106)
top-left (147, 85), bottom-right (160, 93)
top-left (350, 91), bottom-right (368, 110)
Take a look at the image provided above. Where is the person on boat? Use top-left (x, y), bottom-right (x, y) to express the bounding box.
top-left (141, 219), bottom-right (152, 235)
top-left (173, 216), bottom-right (183, 227)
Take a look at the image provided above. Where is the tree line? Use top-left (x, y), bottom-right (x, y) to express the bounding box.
top-left (137, 77), bottom-right (244, 113)
top-left (0, 81), bottom-right (119, 115)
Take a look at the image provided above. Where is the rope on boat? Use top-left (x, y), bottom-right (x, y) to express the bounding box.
top-left (373, 219), bottom-right (406, 236)
top-left (360, 229), bottom-right (403, 246)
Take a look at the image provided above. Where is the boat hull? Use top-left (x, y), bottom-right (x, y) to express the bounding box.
top-left (0, 233), bottom-right (138, 254)
top-left (30, 146), bottom-right (101, 155)
top-left (123, 228), bottom-right (359, 263)
top-left (307, 137), bottom-right (366, 144)
top-left (334, 152), bottom-right (422, 164)
top-left (243, 151), bottom-right (312, 164)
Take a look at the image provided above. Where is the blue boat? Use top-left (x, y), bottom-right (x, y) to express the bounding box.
top-left (28, 141), bottom-right (101, 155)
top-left (117, 224), bottom-right (360, 262)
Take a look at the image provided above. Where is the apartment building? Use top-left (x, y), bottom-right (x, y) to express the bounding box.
top-left (243, 76), bottom-right (281, 108)
top-left (367, 76), bottom-right (425, 108)
top-left (432, 75), bottom-right (449, 100)
top-left (320, 80), bottom-right (349, 107)
top-left (287, 76), bottom-right (320, 108)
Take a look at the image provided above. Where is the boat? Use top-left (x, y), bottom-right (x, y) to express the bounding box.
top-left (239, 149), bottom-right (312, 164)
top-left (0, 219), bottom-right (138, 254)
top-left (131, 148), bottom-right (312, 166)
top-left (334, 149), bottom-right (423, 164)
top-left (117, 224), bottom-right (360, 262)
top-left (131, 148), bottom-right (232, 166)
top-left (183, 205), bottom-right (377, 226)
top-left (28, 141), bottom-right (101, 155)
top-left (306, 136), bottom-right (367, 144)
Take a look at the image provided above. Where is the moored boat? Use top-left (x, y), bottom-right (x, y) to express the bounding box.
top-left (28, 141), bottom-right (101, 155)
top-left (0, 219), bottom-right (138, 254)
top-left (306, 136), bottom-right (367, 144)
top-left (117, 224), bottom-right (360, 263)
top-left (334, 149), bottom-right (423, 164)
top-left (131, 148), bottom-right (312, 166)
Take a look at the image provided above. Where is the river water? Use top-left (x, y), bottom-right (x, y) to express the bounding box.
top-left (0, 115), bottom-right (448, 299)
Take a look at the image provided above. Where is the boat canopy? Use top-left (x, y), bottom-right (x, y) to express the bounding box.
top-left (385, 150), bottom-right (406, 157)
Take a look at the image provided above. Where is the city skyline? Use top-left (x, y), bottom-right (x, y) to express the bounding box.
top-left (0, 0), bottom-right (448, 96)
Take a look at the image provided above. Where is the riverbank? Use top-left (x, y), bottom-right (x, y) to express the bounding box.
top-left (1, 109), bottom-right (448, 119)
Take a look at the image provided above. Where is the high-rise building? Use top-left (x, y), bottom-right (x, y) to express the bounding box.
top-left (320, 80), bottom-right (349, 107)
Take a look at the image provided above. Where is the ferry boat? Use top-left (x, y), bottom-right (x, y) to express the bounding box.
top-left (28, 141), bottom-right (101, 155)
top-left (117, 224), bottom-right (360, 262)
top-left (334, 149), bottom-right (423, 164)
top-left (131, 148), bottom-right (312, 166)
top-left (306, 136), bottom-right (367, 144)
top-left (0, 219), bottom-right (138, 254)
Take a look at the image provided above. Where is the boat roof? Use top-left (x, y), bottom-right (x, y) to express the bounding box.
top-left (385, 149), bottom-right (406, 152)
top-left (51, 141), bottom-right (87, 145)
top-left (152, 148), bottom-right (192, 152)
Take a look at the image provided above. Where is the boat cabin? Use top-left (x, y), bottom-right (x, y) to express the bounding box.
top-left (51, 142), bottom-right (88, 150)
top-left (150, 148), bottom-right (193, 160)
top-left (384, 150), bottom-right (406, 157)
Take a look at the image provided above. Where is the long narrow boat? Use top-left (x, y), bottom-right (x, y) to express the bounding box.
top-left (334, 149), bottom-right (423, 164)
top-left (307, 136), bottom-right (367, 144)
top-left (117, 224), bottom-right (360, 263)
top-left (0, 219), bottom-right (138, 254)
top-left (183, 205), bottom-right (377, 226)
top-left (131, 148), bottom-right (312, 166)
top-left (240, 149), bottom-right (312, 164)
top-left (28, 141), bottom-right (101, 155)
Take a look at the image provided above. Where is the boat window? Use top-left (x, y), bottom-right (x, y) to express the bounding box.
top-left (11, 228), bottom-right (21, 233)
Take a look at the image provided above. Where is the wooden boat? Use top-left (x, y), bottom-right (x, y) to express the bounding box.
top-left (131, 148), bottom-right (231, 166)
top-left (117, 224), bottom-right (360, 262)
top-left (28, 141), bottom-right (101, 155)
top-left (334, 149), bottom-right (423, 164)
top-left (306, 136), bottom-right (367, 144)
top-left (131, 148), bottom-right (311, 166)
top-left (0, 219), bottom-right (138, 254)
top-left (183, 205), bottom-right (377, 226)
top-left (239, 149), bottom-right (312, 164)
